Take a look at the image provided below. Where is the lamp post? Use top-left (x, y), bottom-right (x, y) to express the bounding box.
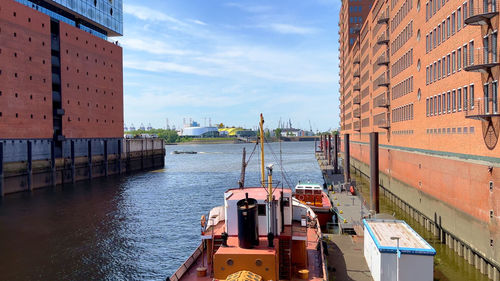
top-left (391, 236), bottom-right (400, 281)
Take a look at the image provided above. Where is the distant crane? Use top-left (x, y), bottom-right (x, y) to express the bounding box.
top-left (309, 120), bottom-right (313, 133)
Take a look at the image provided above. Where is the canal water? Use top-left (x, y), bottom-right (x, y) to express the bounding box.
top-left (352, 170), bottom-right (491, 281)
top-left (0, 142), bottom-right (323, 281)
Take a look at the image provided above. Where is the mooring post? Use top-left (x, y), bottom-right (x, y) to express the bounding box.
top-left (334, 133), bottom-right (339, 174)
top-left (27, 141), bottom-right (33, 191)
top-left (370, 132), bottom-right (379, 213)
top-left (0, 141), bottom-right (4, 197)
top-left (161, 139), bottom-right (165, 168)
top-left (118, 139), bottom-right (122, 174)
top-left (51, 140), bottom-right (56, 186)
top-left (328, 134), bottom-right (332, 166)
top-left (71, 140), bottom-right (75, 183)
top-left (344, 134), bottom-right (350, 183)
top-left (88, 140), bottom-right (92, 180)
top-left (104, 139), bottom-right (108, 177)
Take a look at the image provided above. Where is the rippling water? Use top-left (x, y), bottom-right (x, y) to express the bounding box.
top-left (0, 142), bottom-right (322, 281)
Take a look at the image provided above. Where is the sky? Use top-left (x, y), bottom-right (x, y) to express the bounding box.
top-left (120, 0), bottom-right (341, 132)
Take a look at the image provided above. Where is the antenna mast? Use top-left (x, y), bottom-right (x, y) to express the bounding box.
top-left (259, 114), bottom-right (265, 187)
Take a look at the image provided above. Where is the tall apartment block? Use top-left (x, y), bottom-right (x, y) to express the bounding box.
top-left (339, 0), bottom-right (500, 278)
top-left (0, 0), bottom-right (125, 194)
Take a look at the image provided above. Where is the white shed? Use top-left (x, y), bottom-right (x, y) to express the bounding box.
top-left (363, 219), bottom-right (436, 281)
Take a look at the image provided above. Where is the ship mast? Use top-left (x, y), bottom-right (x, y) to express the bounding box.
top-left (259, 114), bottom-right (266, 189)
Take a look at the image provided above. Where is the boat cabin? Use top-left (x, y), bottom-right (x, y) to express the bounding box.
top-left (294, 182), bottom-right (324, 207)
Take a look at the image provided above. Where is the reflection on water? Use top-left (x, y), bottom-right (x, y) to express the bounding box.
top-left (0, 142), bottom-right (322, 280)
top-left (353, 170), bottom-right (490, 281)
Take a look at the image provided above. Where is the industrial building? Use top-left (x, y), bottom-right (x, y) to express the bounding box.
top-left (338, 0), bottom-right (500, 279)
top-left (0, 0), bottom-right (164, 195)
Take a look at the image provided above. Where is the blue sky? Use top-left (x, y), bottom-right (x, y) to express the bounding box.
top-left (120, 0), bottom-right (341, 132)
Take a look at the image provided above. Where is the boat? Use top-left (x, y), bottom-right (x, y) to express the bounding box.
top-left (169, 114), bottom-right (327, 281)
top-left (293, 182), bottom-right (333, 228)
top-left (172, 150), bottom-right (197, 154)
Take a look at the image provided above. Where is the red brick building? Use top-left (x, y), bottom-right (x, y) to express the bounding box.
top-left (339, 0), bottom-right (500, 278)
top-left (0, 0), bottom-right (123, 156)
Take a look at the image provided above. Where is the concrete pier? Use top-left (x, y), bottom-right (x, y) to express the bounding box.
top-left (0, 139), bottom-right (165, 195)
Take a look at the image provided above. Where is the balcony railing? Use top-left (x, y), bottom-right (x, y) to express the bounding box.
top-left (353, 70), bottom-right (360, 78)
top-left (353, 121), bottom-right (361, 131)
top-left (464, 48), bottom-right (500, 73)
top-left (464, 1), bottom-right (499, 25)
top-left (465, 98), bottom-right (500, 120)
top-left (353, 56), bottom-right (360, 64)
top-left (353, 83), bottom-right (361, 91)
top-left (353, 107), bottom-right (361, 118)
top-left (353, 94), bottom-right (361, 104)
top-left (374, 92), bottom-right (390, 108)
top-left (377, 32), bottom-right (389, 45)
top-left (374, 113), bottom-right (390, 129)
top-left (377, 12), bottom-right (390, 24)
top-left (376, 53), bottom-right (390, 66)
top-left (376, 73), bottom-right (390, 87)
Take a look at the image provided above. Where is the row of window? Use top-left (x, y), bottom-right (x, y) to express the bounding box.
top-left (64, 49), bottom-right (115, 69)
top-left (392, 76), bottom-right (414, 100)
top-left (0, 112), bottom-right (48, 120)
top-left (391, 48), bottom-right (413, 78)
top-left (349, 16), bottom-right (363, 23)
top-left (426, 41), bottom-right (474, 85)
top-left (425, 84), bottom-right (477, 116)
top-left (67, 117), bottom-right (116, 124)
top-left (391, 20), bottom-right (413, 55)
top-left (392, 103), bottom-right (414, 122)
top-left (391, 0), bottom-right (413, 32)
top-left (393, 130), bottom-right (414, 135)
top-left (349, 6), bottom-right (363, 12)
top-left (0, 90), bottom-right (48, 102)
top-left (426, 127), bottom-right (475, 134)
top-left (425, 0), bottom-right (454, 21)
top-left (425, 3), bottom-right (467, 53)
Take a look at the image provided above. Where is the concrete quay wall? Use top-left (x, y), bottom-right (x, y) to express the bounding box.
top-left (0, 139), bottom-right (165, 196)
top-left (345, 145), bottom-right (500, 281)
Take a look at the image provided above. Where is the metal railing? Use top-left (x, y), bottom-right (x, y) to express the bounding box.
top-left (465, 97), bottom-right (499, 118)
top-left (374, 112), bottom-right (390, 128)
top-left (353, 83), bottom-right (361, 91)
top-left (377, 12), bottom-right (389, 24)
top-left (374, 92), bottom-right (390, 107)
top-left (353, 121), bottom-right (361, 131)
top-left (376, 72), bottom-right (390, 87)
top-left (353, 94), bottom-right (361, 104)
top-left (353, 107), bottom-right (361, 118)
top-left (464, 48), bottom-right (499, 72)
top-left (353, 70), bottom-right (360, 77)
top-left (376, 53), bottom-right (390, 65)
top-left (465, 1), bottom-right (499, 25)
top-left (353, 56), bottom-right (361, 64)
top-left (377, 32), bottom-right (389, 45)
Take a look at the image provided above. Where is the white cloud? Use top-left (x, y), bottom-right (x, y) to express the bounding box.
top-left (189, 19), bottom-right (208, 26)
top-left (123, 4), bottom-right (184, 25)
top-left (267, 23), bottom-right (317, 35)
top-left (124, 60), bottom-right (217, 77)
top-left (121, 37), bottom-right (197, 56)
top-left (225, 2), bottom-right (273, 13)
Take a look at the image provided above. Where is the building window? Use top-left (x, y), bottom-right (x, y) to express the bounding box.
top-left (426, 98), bottom-right (430, 116)
top-left (463, 44), bottom-right (468, 66)
top-left (457, 8), bottom-right (462, 30)
top-left (470, 41), bottom-right (474, 64)
top-left (458, 88), bottom-right (462, 111)
top-left (492, 32), bottom-right (497, 62)
top-left (470, 84), bottom-right (475, 109)
top-left (457, 48), bottom-right (462, 70)
top-left (451, 12), bottom-right (456, 34)
top-left (492, 81), bottom-right (498, 113)
top-left (484, 83), bottom-right (490, 113)
top-left (453, 90), bottom-right (457, 112)
top-left (447, 91), bottom-right (451, 112)
top-left (442, 94), bottom-right (446, 113)
top-left (446, 17), bottom-right (450, 38)
top-left (447, 54), bottom-right (451, 75)
top-left (452, 51), bottom-right (456, 72)
top-left (463, 86), bottom-right (468, 110)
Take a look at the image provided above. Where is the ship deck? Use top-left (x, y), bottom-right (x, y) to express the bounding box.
top-left (173, 221), bottom-right (325, 281)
